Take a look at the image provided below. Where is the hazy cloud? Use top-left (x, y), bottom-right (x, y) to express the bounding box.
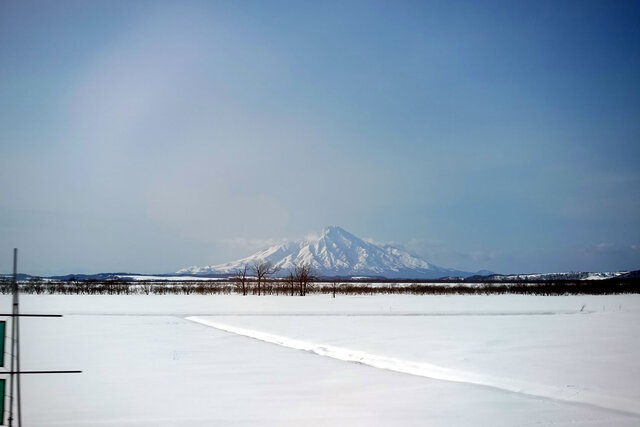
top-left (364, 237), bottom-right (503, 272)
top-left (220, 237), bottom-right (289, 253)
top-left (586, 243), bottom-right (640, 255)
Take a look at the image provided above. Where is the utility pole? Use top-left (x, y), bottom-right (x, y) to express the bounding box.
top-left (9, 248), bottom-right (21, 427)
top-left (3, 250), bottom-right (81, 426)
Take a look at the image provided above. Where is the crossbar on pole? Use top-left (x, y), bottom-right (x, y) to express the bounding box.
top-left (0, 314), bottom-right (62, 317)
top-left (4, 371), bottom-right (83, 374)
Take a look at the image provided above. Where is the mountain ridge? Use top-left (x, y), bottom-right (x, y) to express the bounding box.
top-left (178, 226), bottom-right (479, 279)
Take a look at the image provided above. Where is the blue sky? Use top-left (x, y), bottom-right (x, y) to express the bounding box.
top-left (1, 0), bottom-right (639, 275)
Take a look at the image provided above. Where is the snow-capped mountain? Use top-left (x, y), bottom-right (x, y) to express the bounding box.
top-left (178, 226), bottom-right (477, 279)
top-left (466, 271), bottom-right (628, 281)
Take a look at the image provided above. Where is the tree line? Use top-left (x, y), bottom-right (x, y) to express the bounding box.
top-left (1, 273), bottom-right (638, 296)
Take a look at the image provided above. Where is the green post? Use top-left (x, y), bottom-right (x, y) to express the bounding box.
top-left (0, 321), bottom-right (4, 368)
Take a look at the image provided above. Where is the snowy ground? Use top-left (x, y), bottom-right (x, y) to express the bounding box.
top-left (3, 294), bottom-right (639, 426)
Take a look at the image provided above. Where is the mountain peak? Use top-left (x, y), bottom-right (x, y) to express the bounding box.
top-left (178, 226), bottom-right (475, 279)
top-left (321, 225), bottom-right (349, 237)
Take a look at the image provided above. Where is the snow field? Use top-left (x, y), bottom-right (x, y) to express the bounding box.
top-left (3, 294), bottom-right (639, 426)
top-left (189, 306), bottom-right (640, 415)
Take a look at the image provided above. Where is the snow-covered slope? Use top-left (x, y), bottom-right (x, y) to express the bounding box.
top-left (467, 271), bottom-right (628, 281)
top-left (178, 226), bottom-right (474, 279)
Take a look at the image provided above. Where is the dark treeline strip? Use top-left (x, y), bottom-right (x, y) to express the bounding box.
top-left (0, 278), bottom-right (638, 296)
top-left (314, 281), bottom-right (640, 296)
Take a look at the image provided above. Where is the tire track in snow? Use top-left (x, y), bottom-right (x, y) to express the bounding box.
top-left (67, 309), bottom-right (592, 317)
top-left (186, 316), bottom-right (640, 418)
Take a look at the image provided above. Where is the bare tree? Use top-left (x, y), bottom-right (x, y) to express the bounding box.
top-left (287, 271), bottom-right (295, 296)
top-left (141, 282), bottom-right (153, 295)
top-left (232, 265), bottom-right (250, 296)
top-left (293, 262), bottom-right (316, 296)
top-left (251, 260), bottom-right (280, 296)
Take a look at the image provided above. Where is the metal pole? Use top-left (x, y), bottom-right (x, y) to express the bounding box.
top-left (8, 249), bottom-right (17, 427)
top-left (4, 249), bottom-right (80, 427)
top-left (14, 249), bottom-right (22, 427)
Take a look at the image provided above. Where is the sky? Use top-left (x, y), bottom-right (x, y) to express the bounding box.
top-left (1, 0), bottom-right (639, 276)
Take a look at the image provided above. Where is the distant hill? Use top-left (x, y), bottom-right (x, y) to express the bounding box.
top-left (465, 271), bottom-right (631, 282)
top-left (178, 226), bottom-right (482, 279)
